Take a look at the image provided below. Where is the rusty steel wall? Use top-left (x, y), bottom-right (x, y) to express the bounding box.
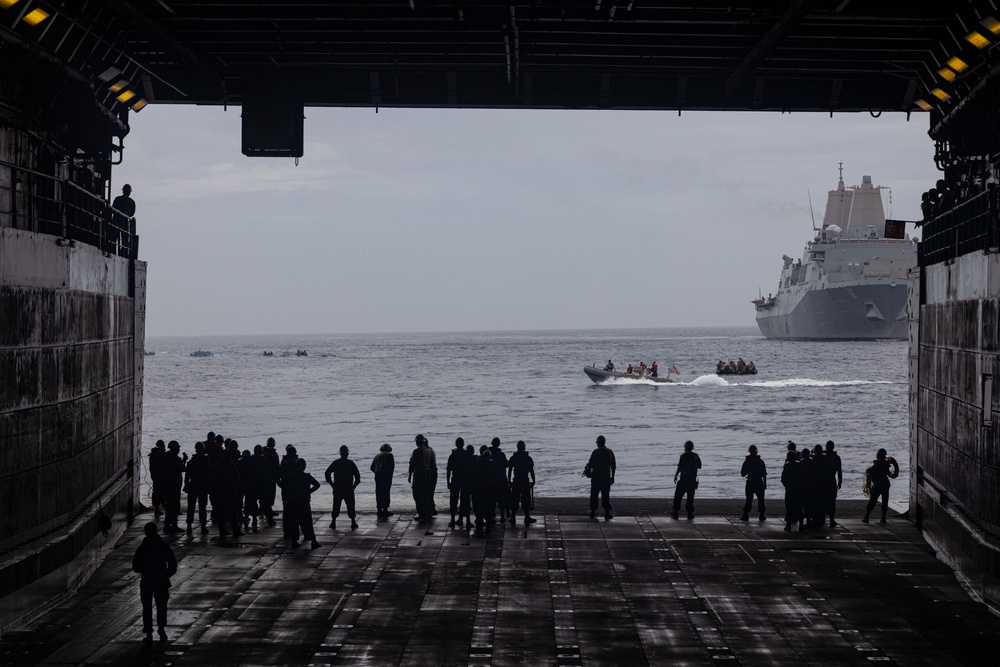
top-left (915, 251), bottom-right (1000, 609)
top-left (0, 227), bottom-right (144, 631)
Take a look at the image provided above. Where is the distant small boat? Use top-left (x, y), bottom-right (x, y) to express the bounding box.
top-left (144, 351), bottom-right (155, 356)
top-left (584, 365), bottom-right (675, 384)
top-left (716, 367), bottom-right (757, 375)
top-left (295, 349), bottom-right (308, 357)
top-left (190, 350), bottom-right (214, 358)
top-left (263, 351), bottom-right (274, 357)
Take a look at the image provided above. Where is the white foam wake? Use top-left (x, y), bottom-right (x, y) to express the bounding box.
top-left (744, 378), bottom-right (896, 388)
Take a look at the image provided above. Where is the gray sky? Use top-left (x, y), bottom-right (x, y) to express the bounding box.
top-left (118, 106), bottom-right (939, 336)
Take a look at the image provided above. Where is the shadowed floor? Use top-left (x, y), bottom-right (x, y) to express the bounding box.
top-left (2, 499), bottom-right (998, 666)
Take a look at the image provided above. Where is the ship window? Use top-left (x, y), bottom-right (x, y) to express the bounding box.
top-left (984, 374), bottom-right (994, 428)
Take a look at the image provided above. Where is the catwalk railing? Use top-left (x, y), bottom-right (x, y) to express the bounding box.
top-left (920, 187), bottom-right (999, 267)
top-left (0, 160), bottom-right (135, 259)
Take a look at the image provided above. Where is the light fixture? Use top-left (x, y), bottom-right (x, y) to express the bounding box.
top-left (22, 7), bottom-right (49, 25)
top-left (914, 99), bottom-right (933, 111)
top-left (98, 67), bottom-right (121, 83)
top-left (116, 89), bottom-right (135, 103)
top-left (930, 88), bottom-right (952, 101)
top-left (947, 56), bottom-right (969, 72)
top-left (108, 79), bottom-right (129, 93)
top-left (966, 30), bottom-right (990, 49)
top-left (0, 0), bottom-right (21, 9)
top-left (938, 67), bottom-right (957, 82)
top-left (131, 98), bottom-right (148, 111)
top-left (981, 16), bottom-right (1000, 35)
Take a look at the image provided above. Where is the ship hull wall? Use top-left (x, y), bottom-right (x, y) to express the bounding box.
top-left (0, 228), bottom-right (145, 632)
top-left (913, 250), bottom-right (1000, 610)
top-left (755, 282), bottom-right (909, 340)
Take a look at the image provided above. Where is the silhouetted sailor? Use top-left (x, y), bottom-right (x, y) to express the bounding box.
top-left (507, 440), bottom-right (536, 526)
top-left (210, 449), bottom-right (244, 538)
top-left (584, 435), bottom-right (616, 520)
top-left (824, 440), bottom-right (843, 527)
top-left (447, 438), bottom-right (473, 529)
top-left (260, 437), bottom-right (280, 526)
top-left (471, 447), bottom-right (498, 536)
top-left (798, 447), bottom-right (816, 529)
top-left (427, 437), bottom-right (439, 516)
top-left (370, 443), bottom-right (395, 519)
top-left (863, 448), bottom-right (899, 524)
top-left (112, 183), bottom-right (136, 218)
top-left (238, 447), bottom-right (268, 532)
top-left (672, 440), bottom-right (701, 520)
top-left (149, 440), bottom-right (166, 518)
top-left (161, 441), bottom-right (186, 533)
top-left (325, 445), bottom-right (361, 530)
top-left (409, 435), bottom-right (434, 523)
top-left (278, 445), bottom-right (299, 540)
top-left (184, 441), bottom-right (211, 535)
top-left (489, 438), bottom-right (510, 521)
top-left (740, 444), bottom-right (767, 521)
top-left (132, 522), bottom-right (177, 644)
top-left (277, 458), bottom-right (321, 548)
top-left (780, 451), bottom-right (802, 532)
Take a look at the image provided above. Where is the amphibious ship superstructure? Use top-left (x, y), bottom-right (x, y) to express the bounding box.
top-left (753, 171), bottom-right (917, 340)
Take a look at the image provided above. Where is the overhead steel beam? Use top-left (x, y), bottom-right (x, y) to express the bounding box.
top-left (724, 0), bottom-right (814, 97)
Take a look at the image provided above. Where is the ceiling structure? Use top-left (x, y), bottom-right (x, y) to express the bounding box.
top-left (0, 1), bottom-right (988, 115)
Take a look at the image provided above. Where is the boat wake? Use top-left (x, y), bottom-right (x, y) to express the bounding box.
top-left (597, 374), bottom-right (896, 388)
top-left (745, 378), bottom-right (896, 387)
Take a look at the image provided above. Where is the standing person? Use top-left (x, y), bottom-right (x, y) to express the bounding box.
top-left (112, 183), bottom-right (136, 218)
top-left (470, 448), bottom-right (497, 536)
top-left (780, 451), bottom-right (802, 532)
top-left (740, 444), bottom-right (767, 521)
top-left (148, 440), bottom-right (166, 518)
top-left (325, 446), bottom-right (361, 530)
top-left (210, 449), bottom-right (244, 538)
top-left (184, 442), bottom-right (211, 535)
top-left (824, 440), bottom-right (843, 527)
top-left (489, 438), bottom-right (510, 522)
top-left (426, 437), bottom-right (439, 516)
top-left (260, 437), bottom-right (280, 526)
top-left (584, 435), bottom-right (616, 520)
top-left (370, 444), bottom-right (395, 519)
top-left (650, 361), bottom-right (659, 378)
top-left (672, 440), bottom-right (701, 520)
top-left (278, 445), bottom-right (300, 540)
top-left (408, 435), bottom-right (434, 523)
top-left (507, 440), bottom-right (537, 526)
top-left (863, 448), bottom-right (899, 524)
top-left (161, 442), bottom-right (186, 534)
top-left (238, 448), bottom-right (268, 533)
top-left (131, 522), bottom-right (177, 644)
top-left (809, 444), bottom-right (827, 527)
top-left (277, 458), bottom-right (321, 548)
top-left (447, 438), bottom-right (472, 529)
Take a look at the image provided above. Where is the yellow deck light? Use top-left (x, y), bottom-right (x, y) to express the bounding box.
top-left (108, 79), bottom-right (129, 93)
top-left (23, 7), bottom-right (48, 24)
top-left (116, 89), bottom-right (135, 103)
top-left (131, 98), bottom-right (148, 111)
top-left (947, 56), bottom-right (969, 72)
top-left (0, 0), bottom-right (21, 9)
top-left (938, 67), bottom-right (956, 82)
top-left (914, 99), bottom-right (933, 111)
top-left (966, 30), bottom-right (990, 48)
top-left (981, 16), bottom-right (1000, 35)
top-left (930, 88), bottom-right (952, 101)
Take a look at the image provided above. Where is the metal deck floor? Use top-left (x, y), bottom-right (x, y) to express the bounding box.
top-left (2, 499), bottom-right (998, 666)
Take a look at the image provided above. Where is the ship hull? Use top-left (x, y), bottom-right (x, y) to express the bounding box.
top-left (755, 281), bottom-right (908, 340)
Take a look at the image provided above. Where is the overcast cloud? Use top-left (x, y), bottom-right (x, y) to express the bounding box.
top-left (117, 106), bottom-right (939, 336)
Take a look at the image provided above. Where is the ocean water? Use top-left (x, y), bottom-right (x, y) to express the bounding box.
top-left (142, 327), bottom-right (908, 501)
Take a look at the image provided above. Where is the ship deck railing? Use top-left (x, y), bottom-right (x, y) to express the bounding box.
top-left (0, 158), bottom-right (135, 259)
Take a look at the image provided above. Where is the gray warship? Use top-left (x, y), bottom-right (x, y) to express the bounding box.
top-left (752, 170), bottom-right (917, 340)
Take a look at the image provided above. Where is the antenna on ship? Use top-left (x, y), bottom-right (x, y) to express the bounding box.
top-left (808, 189), bottom-right (818, 230)
top-left (838, 161), bottom-right (844, 182)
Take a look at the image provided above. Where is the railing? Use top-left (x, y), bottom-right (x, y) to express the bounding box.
top-left (920, 187), bottom-right (998, 267)
top-left (0, 159), bottom-right (135, 259)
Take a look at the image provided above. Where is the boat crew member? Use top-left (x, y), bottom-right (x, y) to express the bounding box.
top-left (132, 522), bottom-right (177, 644)
top-left (507, 440), bottom-right (536, 526)
top-left (584, 435), bottom-right (616, 520)
top-left (747, 361), bottom-right (756, 372)
top-left (863, 448), bottom-right (899, 524)
top-left (651, 361), bottom-right (659, 377)
top-left (740, 444), bottom-right (767, 521)
top-left (717, 360), bottom-right (725, 372)
top-left (737, 358), bottom-right (746, 372)
top-left (639, 361), bottom-right (647, 376)
top-left (626, 364), bottom-right (633, 374)
top-left (370, 444), bottom-right (395, 519)
top-left (447, 438), bottom-right (472, 529)
top-left (604, 360), bottom-right (615, 371)
top-left (325, 446), bottom-right (361, 530)
top-left (672, 440), bottom-right (701, 520)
